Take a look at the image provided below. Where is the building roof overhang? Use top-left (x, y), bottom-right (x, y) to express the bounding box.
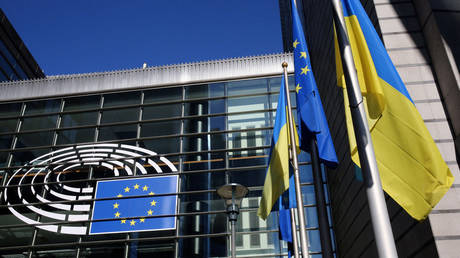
top-left (0, 53), bottom-right (293, 102)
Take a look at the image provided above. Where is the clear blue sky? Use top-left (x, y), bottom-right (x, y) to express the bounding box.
top-left (1, 0), bottom-right (283, 76)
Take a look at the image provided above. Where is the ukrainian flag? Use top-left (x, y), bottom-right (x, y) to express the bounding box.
top-left (336, 0), bottom-right (453, 220)
top-left (258, 77), bottom-right (297, 220)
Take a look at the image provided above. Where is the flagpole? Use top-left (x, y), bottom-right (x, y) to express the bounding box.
top-left (331, 1), bottom-right (398, 257)
top-left (282, 62), bottom-right (309, 257)
top-left (290, 208), bottom-right (300, 258)
top-left (309, 139), bottom-right (334, 258)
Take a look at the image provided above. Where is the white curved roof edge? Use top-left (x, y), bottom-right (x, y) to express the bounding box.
top-left (0, 53), bottom-right (294, 102)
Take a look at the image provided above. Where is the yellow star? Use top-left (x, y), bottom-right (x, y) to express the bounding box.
top-left (296, 84), bottom-right (302, 94)
top-left (117, 194), bottom-right (123, 198)
top-left (300, 51), bottom-right (307, 59)
top-left (147, 209), bottom-right (153, 215)
top-left (142, 185), bottom-right (148, 191)
top-left (113, 203), bottom-right (119, 209)
top-left (140, 218), bottom-right (145, 223)
top-left (150, 200), bottom-right (157, 206)
top-left (124, 187), bottom-right (130, 192)
top-left (121, 219), bottom-right (126, 224)
top-left (133, 184), bottom-right (139, 190)
top-left (114, 212), bottom-right (120, 218)
top-left (130, 220), bottom-right (136, 226)
top-left (293, 39), bottom-right (300, 48)
top-left (149, 192), bottom-right (154, 196)
top-left (300, 65), bottom-right (310, 75)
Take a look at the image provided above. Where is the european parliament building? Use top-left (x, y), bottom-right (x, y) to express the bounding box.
top-left (0, 0), bottom-right (459, 257)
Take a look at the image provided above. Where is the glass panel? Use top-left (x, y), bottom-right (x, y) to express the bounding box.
top-left (178, 214), bottom-right (227, 257)
top-left (0, 118), bottom-right (18, 133)
top-left (228, 130), bottom-right (270, 158)
top-left (16, 131), bottom-right (54, 148)
top-left (103, 91), bottom-right (140, 107)
top-left (10, 148), bottom-right (51, 166)
top-left (0, 222), bottom-right (34, 248)
top-left (0, 54), bottom-right (17, 80)
top-left (64, 95), bottom-right (100, 111)
top-left (230, 168), bottom-right (266, 187)
top-left (0, 151), bottom-right (9, 167)
top-left (209, 83), bottom-right (225, 97)
top-left (139, 138), bottom-right (180, 155)
top-left (0, 134), bottom-right (13, 149)
top-left (144, 87), bottom-right (182, 103)
top-left (228, 96), bottom-right (269, 117)
top-left (0, 102), bottom-right (21, 118)
top-left (24, 99), bottom-right (61, 115)
top-left (61, 111), bottom-right (98, 127)
top-left (185, 84), bottom-right (210, 99)
top-left (140, 120), bottom-right (181, 137)
top-left (98, 124), bottom-right (137, 141)
top-left (143, 103), bottom-right (181, 120)
top-left (21, 115), bottom-right (58, 131)
top-left (57, 128), bottom-right (95, 145)
top-left (268, 76), bottom-right (294, 93)
top-left (101, 108), bottom-right (139, 124)
top-left (227, 78), bottom-right (268, 96)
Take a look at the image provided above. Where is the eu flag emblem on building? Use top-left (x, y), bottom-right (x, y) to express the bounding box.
top-left (90, 175), bottom-right (178, 234)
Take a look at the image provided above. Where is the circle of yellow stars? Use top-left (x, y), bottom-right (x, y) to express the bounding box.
top-left (112, 183), bottom-right (158, 227)
top-left (293, 38), bottom-right (310, 94)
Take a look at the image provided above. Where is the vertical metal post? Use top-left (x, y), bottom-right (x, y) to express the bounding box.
top-left (231, 220), bottom-right (236, 258)
top-left (310, 139), bottom-right (333, 258)
top-left (331, 1), bottom-right (398, 257)
top-left (290, 208), bottom-right (300, 258)
top-left (282, 63), bottom-right (309, 257)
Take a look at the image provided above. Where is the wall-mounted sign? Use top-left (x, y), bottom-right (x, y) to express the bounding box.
top-left (90, 175), bottom-right (178, 234)
top-left (4, 144), bottom-right (178, 235)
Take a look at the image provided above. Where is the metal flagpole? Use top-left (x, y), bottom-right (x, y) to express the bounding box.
top-left (290, 208), bottom-right (300, 258)
top-left (309, 139), bottom-right (334, 258)
top-left (331, 1), bottom-right (398, 257)
top-left (282, 62), bottom-right (309, 257)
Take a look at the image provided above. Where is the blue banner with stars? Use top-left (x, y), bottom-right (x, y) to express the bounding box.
top-left (89, 175), bottom-right (178, 234)
top-left (291, 0), bottom-right (338, 168)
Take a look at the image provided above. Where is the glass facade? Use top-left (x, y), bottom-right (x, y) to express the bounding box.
top-left (0, 75), bottom-right (334, 257)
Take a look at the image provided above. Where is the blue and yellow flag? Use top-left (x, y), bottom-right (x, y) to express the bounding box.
top-left (90, 175), bottom-right (178, 234)
top-left (291, 0), bottom-right (338, 168)
top-left (257, 77), bottom-right (297, 220)
top-left (336, 0), bottom-right (453, 220)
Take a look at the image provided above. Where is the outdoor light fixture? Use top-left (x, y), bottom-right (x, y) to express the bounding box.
top-left (217, 183), bottom-right (248, 258)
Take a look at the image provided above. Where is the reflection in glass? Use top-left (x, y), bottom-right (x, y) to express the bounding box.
top-left (57, 128), bottom-right (95, 145)
top-left (101, 108), bottom-right (139, 124)
top-left (144, 87), bottom-right (182, 103)
top-left (0, 118), bottom-right (17, 134)
top-left (21, 115), bottom-right (58, 131)
top-left (227, 78), bottom-right (268, 96)
top-left (61, 112), bottom-right (98, 127)
top-left (16, 131), bottom-right (54, 148)
top-left (0, 151), bottom-right (8, 167)
top-left (139, 138), bottom-right (180, 155)
top-left (0, 135), bottom-right (13, 150)
top-left (141, 120), bottom-right (181, 137)
top-left (24, 99), bottom-right (61, 115)
top-left (64, 95), bottom-right (100, 111)
top-left (103, 91), bottom-right (140, 107)
top-left (10, 148), bottom-right (51, 166)
top-left (0, 103), bottom-right (21, 118)
top-left (185, 84), bottom-right (209, 99)
top-left (143, 103), bottom-right (182, 120)
top-left (98, 124), bottom-right (137, 141)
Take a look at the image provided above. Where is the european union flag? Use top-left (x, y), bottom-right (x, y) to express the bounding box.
top-left (291, 0), bottom-right (338, 167)
top-left (90, 175), bottom-right (178, 234)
